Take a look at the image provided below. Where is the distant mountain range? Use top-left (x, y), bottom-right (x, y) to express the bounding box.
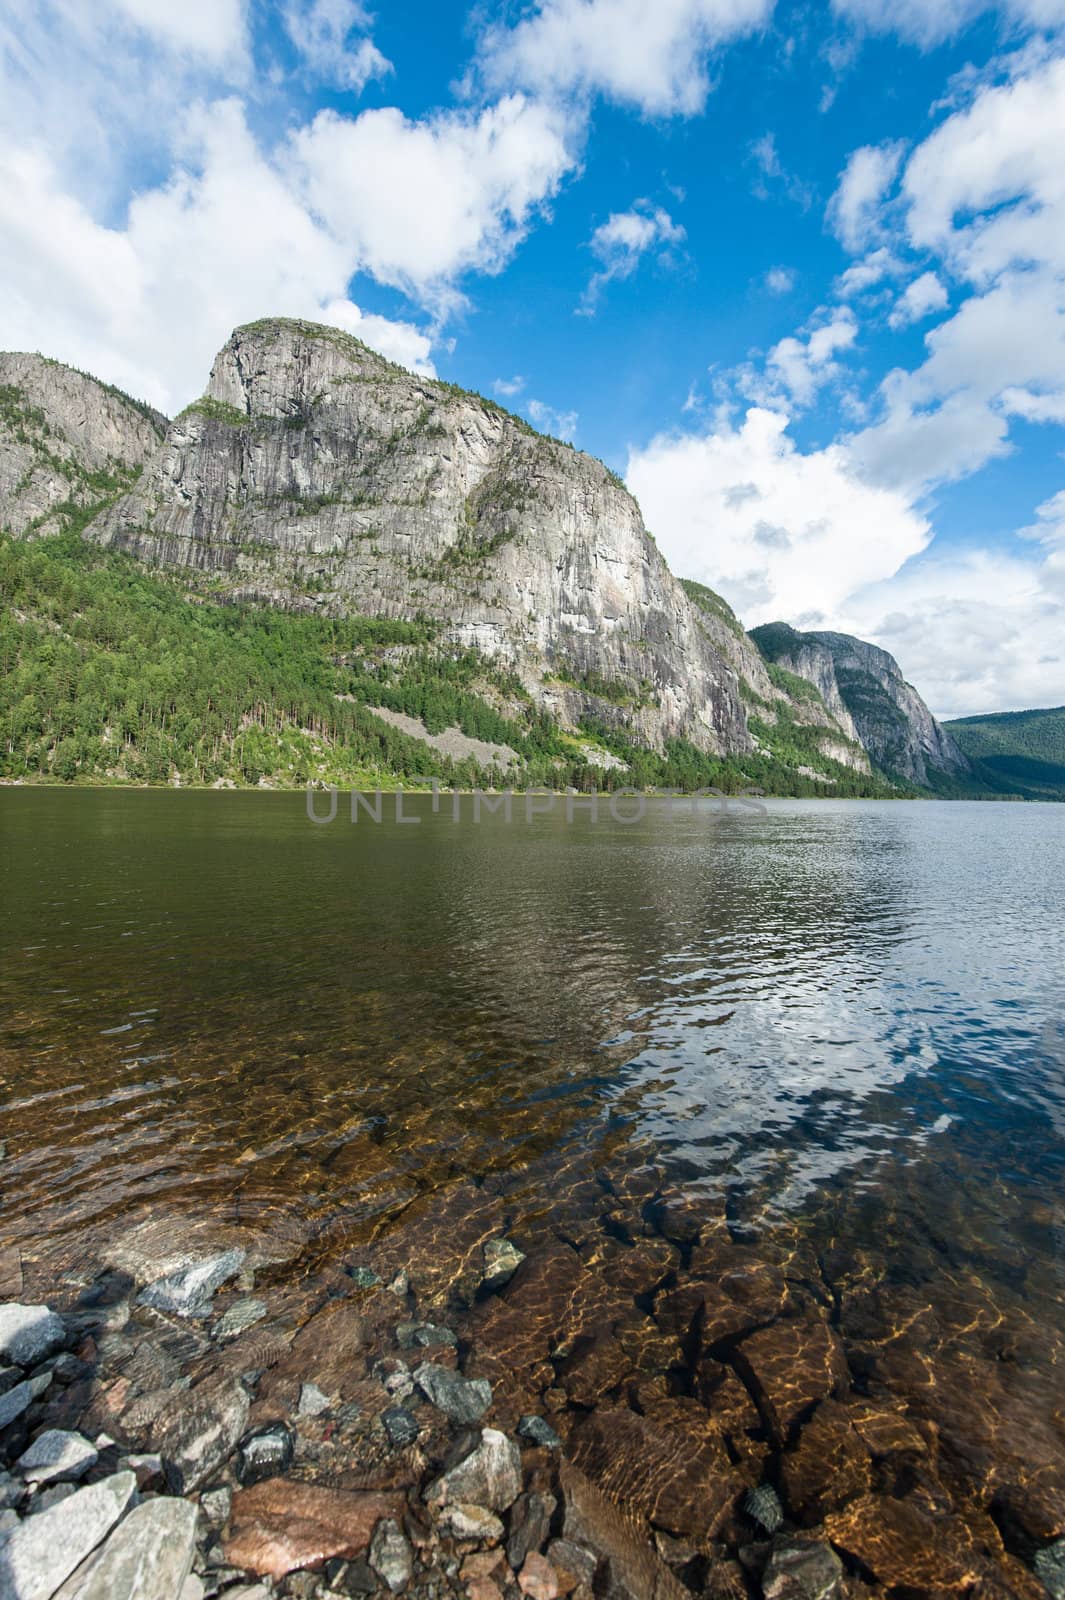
top-left (945, 707), bottom-right (1065, 802)
top-left (0, 321), bottom-right (1055, 797)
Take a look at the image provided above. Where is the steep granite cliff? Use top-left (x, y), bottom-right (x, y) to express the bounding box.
top-left (0, 354), bottom-right (165, 537)
top-left (750, 622), bottom-right (970, 786)
top-left (91, 319), bottom-right (751, 756)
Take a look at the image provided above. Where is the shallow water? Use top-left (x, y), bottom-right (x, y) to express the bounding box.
top-left (2, 789), bottom-right (1064, 1582)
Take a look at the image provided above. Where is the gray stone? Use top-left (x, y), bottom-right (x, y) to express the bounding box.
top-left (0, 1371), bottom-right (21, 1398)
top-left (345, 1267), bottom-right (381, 1289)
top-left (297, 1382), bottom-right (331, 1418)
top-left (137, 1249), bottom-right (246, 1319)
top-left (0, 1476), bottom-right (20, 1512)
top-left (213, 1299), bottom-right (267, 1343)
top-left (369, 1518), bottom-right (412, 1594)
top-left (761, 1540), bottom-right (845, 1600)
top-left (396, 1323), bottom-right (457, 1351)
top-left (546, 1540), bottom-right (597, 1591)
top-left (26, 1482), bottom-right (79, 1517)
top-left (151, 1379), bottom-right (250, 1494)
top-left (413, 1364), bottom-right (492, 1425)
top-left (482, 1240), bottom-right (525, 1292)
top-left (0, 1306), bottom-right (65, 1369)
top-left (0, 1383), bottom-right (34, 1432)
top-left (382, 1407), bottom-right (420, 1448)
top-left (517, 1416), bottom-right (561, 1451)
top-left (17, 1431), bottom-right (98, 1486)
top-left (1035, 1539), bottom-right (1065, 1600)
top-left (0, 1512), bottom-right (17, 1536)
top-left (436, 1503), bottom-right (504, 1543)
top-left (236, 1423), bottom-right (293, 1486)
top-left (0, 1470), bottom-right (135, 1600)
top-left (507, 1491), bottom-right (557, 1571)
top-left (68, 1497), bottom-right (198, 1600)
top-left (427, 1429), bottom-right (522, 1514)
top-left (199, 1487), bottom-right (232, 1529)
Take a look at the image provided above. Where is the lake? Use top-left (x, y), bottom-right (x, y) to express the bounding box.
top-left (1, 789), bottom-right (1063, 1589)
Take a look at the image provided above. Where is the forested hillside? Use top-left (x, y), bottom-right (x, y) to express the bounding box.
top-left (0, 528), bottom-right (899, 795)
top-left (946, 706), bottom-right (1065, 801)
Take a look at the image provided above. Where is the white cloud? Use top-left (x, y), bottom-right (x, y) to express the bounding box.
top-left (580, 201), bottom-right (685, 310)
top-left (493, 375), bottom-right (526, 397)
top-left (111, 0), bottom-right (248, 64)
top-left (765, 266), bottom-right (796, 294)
top-left (888, 269), bottom-right (949, 327)
top-left (289, 96), bottom-right (576, 311)
top-left (828, 140), bottom-right (905, 252)
top-left (749, 131), bottom-right (814, 207)
top-left (526, 398), bottom-right (579, 439)
top-left (835, 247), bottom-right (901, 297)
top-left (831, 0), bottom-right (1065, 49)
top-left (478, 0), bottom-right (774, 118)
top-left (740, 307), bottom-right (859, 407)
top-left (0, 100), bottom-right (436, 412)
top-left (627, 406), bottom-right (930, 622)
top-left (282, 0), bottom-right (392, 91)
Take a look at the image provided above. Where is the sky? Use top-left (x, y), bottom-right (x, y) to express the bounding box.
top-left (2, 0), bottom-right (1064, 719)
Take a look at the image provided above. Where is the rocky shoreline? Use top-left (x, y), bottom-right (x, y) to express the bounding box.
top-left (2, 1162), bottom-right (1064, 1600)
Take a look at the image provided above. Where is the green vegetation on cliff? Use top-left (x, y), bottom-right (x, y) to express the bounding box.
top-left (946, 706), bottom-right (1065, 801)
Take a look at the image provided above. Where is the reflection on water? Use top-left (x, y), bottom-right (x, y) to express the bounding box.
top-left (2, 792), bottom-right (1062, 1262)
top-left (1, 789), bottom-right (1065, 1583)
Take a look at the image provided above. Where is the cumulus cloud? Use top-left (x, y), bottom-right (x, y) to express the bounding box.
top-left (0, 100), bottom-right (440, 412)
top-left (828, 141), bottom-right (906, 252)
top-left (738, 307), bottom-right (859, 408)
top-left (765, 266), bottom-right (796, 294)
top-left (627, 407), bottom-right (930, 623)
top-left (835, 247), bottom-right (902, 297)
top-left (888, 270), bottom-right (949, 327)
top-left (282, 0), bottom-right (392, 91)
top-left (289, 96), bottom-right (576, 312)
top-left (580, 201), bottom-right (685, 310)
top-left (831, 0), bottom-right (1065, 49)
top-left (478, 0), bottom-right (774, 117)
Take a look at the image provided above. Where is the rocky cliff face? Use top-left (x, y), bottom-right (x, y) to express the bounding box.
top-left (0, 354), bottom-right (165, 537)
top-left (750, 623), bottom-right (970, 786)
top-left (90, 319), bottom-right (750, 756)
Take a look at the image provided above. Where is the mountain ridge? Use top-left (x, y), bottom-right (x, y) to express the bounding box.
top-left (0, 320), bottom-right (989, 795)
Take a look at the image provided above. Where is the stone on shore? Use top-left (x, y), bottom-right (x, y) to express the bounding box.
top-left (17, 1430), bottom-right (98, 1487)
top-left (62, 1497), bottom-right (198, 1600)
top-left (0, 1305), bottom-right (65, 1369)
top-left (413, 1363), bottom-right (492, 1424)
top-left (224, 1479), bottom-right (403, 1580)
top-left (0, 1471), bottom-right (135, 1600)
top-left (236, 1423), bottom-right (294, 1487)
top-left (436, 1503), bottom-right (505, 1543)
top-left (137, 1250), bottom-right (246, 1319)
top-left (0, 1382), bottom-right (36, 1433)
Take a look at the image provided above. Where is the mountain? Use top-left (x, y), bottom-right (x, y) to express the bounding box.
top-left (946, 706), bottom-right (1065, 801)
top-left (0, 353), bottom-right (165, 537)
top-left (0, 320), bottom-right (982, 796)
top-left (750, 621), bottom-right (971, 789)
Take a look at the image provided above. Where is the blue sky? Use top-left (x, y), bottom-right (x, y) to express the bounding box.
top-left (2, 0), bottom-right (1063, 718)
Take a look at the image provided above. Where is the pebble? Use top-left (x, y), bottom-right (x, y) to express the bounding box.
top-left (237, 1423), bottom-right (294, 1487)
top-left (482, 1240), bottom-right (525, 1292)
top-left (138, 1249), bottom-right (246, 1319)
top-left (345, 1267), bottom-right (382, 1288)
top-left (427, 1429), bottom-right (522, 1513)
top-left (67, 1495), bottom-right (199, 1600)
top-left (414, 1363), bottom-right (492, 1424)
top-left (0, 1470), bottom-right (135, 1600)
top-left (382, 1406), bottom-right (420, 1447)
top-left (17, 1429), bottom-right (98, 1486)
top-left (0, 1304), bottom-right (66, 1368)
top-left (214, 1299), bottom-right (268, 1343)
top-left (201, 1487), bottom-right (233, 1528)
top-left (396, 1322), bottom-right (457, 1350)
top-left (518, 1552), bottom-right (559, 1600)
top-left (517, 1416), bottom-right (561, 1451)
top-left (298, 1382), bottom-right (332, 1418)
top-left (369, 1517), bottom-right (413, 1593)
top-left (436, 1503), bottom-right (505, 1543)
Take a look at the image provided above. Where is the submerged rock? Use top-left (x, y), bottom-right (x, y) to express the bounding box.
top-left (297, 1382), bottom-right (332, 1418)
top-left (236, 1423), bottom-right (294, 1487)
top-left (1035, 1540), bottom-right (1065, 1600)
top-left (761, 1540), bottom-right (844, 1600)
top-left (213, 1299), bottom-right (267, 1343)
top-left (0, 1470), bottom-right (135, 1600)
top-left (68, 1496), bottom-right (198, 1600)
top-left (482, 1240), bottom-right (525, 1293)
top-left (369, 1517), bottom-right (413, 1593)
top-left (0, 1305), bottom-right (65, 1368)
top-left (382, 1406), bottom-right (420, 1448)
top-left (517, 1416), bottom-right (561, 1451)
top-left (138, 1249), bottom-right (246, 1319)
top-left (224, 1479), bottom-right (403, 1580)
top-left (744, 1483), bottom-right (784, 1536)
top-left (17, 1429), bottom-right (98, 1487)
top-left (414, 1363), bottom-right (492, 1424)
top-left (396, 1322), bottom-right (457, 1350)
top-left (151, 1378), bottom-right (249, 1494)
top-left (427, 1429), bottom-right (522, 1513)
